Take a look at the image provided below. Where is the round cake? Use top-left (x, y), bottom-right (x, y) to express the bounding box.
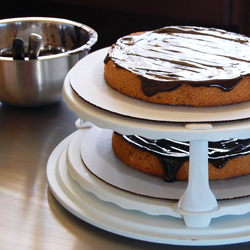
top-left (104, 26), bottom-right (250, 107)
top-left (112, 132), bottom-right (250, 182)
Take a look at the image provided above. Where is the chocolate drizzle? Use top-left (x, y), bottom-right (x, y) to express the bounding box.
top-left (105, 26), bottom-right (250, 96)
top-left (116, 133), bottom-right (250, 182)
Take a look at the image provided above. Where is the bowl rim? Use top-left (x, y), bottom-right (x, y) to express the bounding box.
top-left (0, 16), bottom-right (98, 61)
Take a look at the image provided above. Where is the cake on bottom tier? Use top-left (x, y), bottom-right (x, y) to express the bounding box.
top-left (112, 132), bottom-right (250, 182)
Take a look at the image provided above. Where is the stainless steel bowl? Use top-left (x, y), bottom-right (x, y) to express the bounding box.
top-left (0, 17), bottom-right (97, 107)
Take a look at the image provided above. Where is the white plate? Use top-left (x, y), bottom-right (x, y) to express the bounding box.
top-left (47, 131), bottom-right (250, 246)
top-left (66, 126), bottom-right (250, 224)
top-left (64, 71), bottom-right (250, 142)
top-left (66, 127), bottom-right (180, 217)
top-left (69, 47), bottom-right (250, 124)
top-left (78, 126), bottom-right (250, 201)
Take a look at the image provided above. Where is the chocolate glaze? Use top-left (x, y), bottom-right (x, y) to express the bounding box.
top-left (105, 26), bottom-right (250, 96)
top-left (116, 133), bottom-right (250, 182)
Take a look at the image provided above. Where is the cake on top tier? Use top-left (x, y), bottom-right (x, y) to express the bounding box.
top-left (104, 26), bottom-right (250, 107)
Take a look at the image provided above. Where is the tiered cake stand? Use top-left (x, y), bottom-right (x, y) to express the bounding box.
top-left (47, 48), bottom-right (250, 246)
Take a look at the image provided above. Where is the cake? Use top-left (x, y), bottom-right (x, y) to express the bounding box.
top-left (112, 132), bottom-right (250, 182)
top-left (104, 26), bottom-right (250, 107)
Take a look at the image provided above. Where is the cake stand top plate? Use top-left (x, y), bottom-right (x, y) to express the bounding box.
top-left (63, 48), bottom-right (250, 141)
top-left (69, 47), bottom-right (250, 124)
top-left (47, 131), bottom-right (250, 246)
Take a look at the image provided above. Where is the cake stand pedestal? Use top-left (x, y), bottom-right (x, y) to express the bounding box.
top-left (175, 138), bottom-right (219, 227)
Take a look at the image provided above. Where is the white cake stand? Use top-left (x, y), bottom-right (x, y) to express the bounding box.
top-left (47, 48), bottom-right (250, 245)
top-left (47, 125), bottom-right (250, 246)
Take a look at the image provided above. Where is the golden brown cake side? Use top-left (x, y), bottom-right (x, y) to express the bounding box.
top-left (105, 59), bottom-right (250, 107)
top-left (112, 132), bottom-right (250, 181)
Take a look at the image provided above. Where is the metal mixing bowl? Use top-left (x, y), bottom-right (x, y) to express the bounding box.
top-left (0, 17), bottom-right (97, 107)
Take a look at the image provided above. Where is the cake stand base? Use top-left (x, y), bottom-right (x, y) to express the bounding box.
top-left (47, 129), bottom-right (250, 246)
